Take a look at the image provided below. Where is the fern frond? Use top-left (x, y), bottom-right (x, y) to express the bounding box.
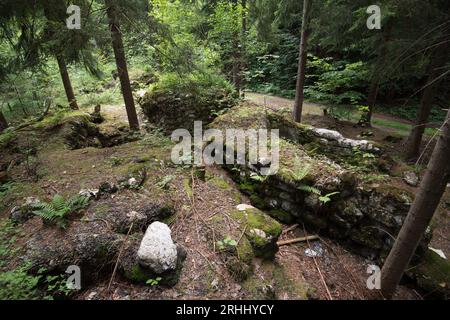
top-left (298, 184), bottom-right (321, 195)
top-left (51, 195), bottom-right (67, 211)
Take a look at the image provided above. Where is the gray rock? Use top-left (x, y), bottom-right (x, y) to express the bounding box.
top-left (137, 222), bottom-right (178, 274)
top-left (403, 171), bottom-right (419, 187)
top-left (10, 197), bottom-right (40, 224)
top-left (79, 189), bottom-right (99, 199)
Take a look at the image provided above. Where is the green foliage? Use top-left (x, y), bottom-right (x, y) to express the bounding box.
top-left (319, 192), bottom-right (340, 204)
top-left (217, 236), bottom-right (238, 251)
top-left (0, 182), bottom-right (18, 212)
top-left (156, 175), bottom-right (175, 189)
top-left (298, 184), bottom-right (321, 196)
top-left (146, 277), bottom-right (162, 286)
top-left (0, 263), bottom-right (76, 300)
top-left (32, 194), bottom-right (90, 228)
top-left (0, 264), bottom-right (41, 300)
top-left (305, 59), bottom-right (368, 105)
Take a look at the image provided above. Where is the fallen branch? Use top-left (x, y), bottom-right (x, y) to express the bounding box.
top-left (277, 235), bottom-right (319, 247)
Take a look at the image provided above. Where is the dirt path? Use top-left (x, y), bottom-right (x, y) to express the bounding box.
top-left (245, 92), bottom-right (414, 136)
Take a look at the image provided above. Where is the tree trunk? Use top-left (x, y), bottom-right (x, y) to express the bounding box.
top-left (404, 56), bottom-right (443, 160)
top-left (105, 0), bottom-right (140, 131)
top-left (0, 110), bottom-right (8, 133)
top-left (240, 0), bottom-right (247, 97)
top-left (56, 56), bottom-right (78, 110)
top-left (381, 108), bottom-right (450, 299)
top-left (293, 0), bottom-right (312, 123)
top-left (231, 0), bottom-right (241, 94)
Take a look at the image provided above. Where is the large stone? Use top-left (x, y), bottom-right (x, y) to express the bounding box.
top-left (137, 222), bottom-right (178, 274)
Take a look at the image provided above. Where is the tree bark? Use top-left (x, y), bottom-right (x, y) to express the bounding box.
top-left (231, 0), bottom-right (241, 94)
top-left (105, 0), bottom-right (140, 131)
top-left (381, 108), bottom-right (450, 299)
top-left (0, 110), bottom-right (8, 133)
top-left (56, 56), bottom-right (78, 110)
top-left (293, 0), bottom-right (312, 123)
top-left (404, 55), bottom-right (444, 160)
top-left (240, 0), bottom-right (247, 97)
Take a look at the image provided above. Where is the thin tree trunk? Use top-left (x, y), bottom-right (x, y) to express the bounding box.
top-left (293, 0), bottom-right (312, 123)
top-left (232, 0), bottom-right (241, 94)
top-left (0, 110), bottom-right (8, 133)
top-left (105, 0), bottom-right (139, 131)
top-left (381, 108), bottom-right (450, 299)
top-left (56, 56), bottom-right (78, 110)
top-left (240, 0), bottom-right (247, 97)
top-left (404, 55), bottom-right (443, 160)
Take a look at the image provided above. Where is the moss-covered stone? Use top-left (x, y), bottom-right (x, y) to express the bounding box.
top-left (407, 249), bottom-right (450, 299)
top-left (231, 207), bottom-right (282, 260)
top-left (268, 209), bottom-right (295, 224)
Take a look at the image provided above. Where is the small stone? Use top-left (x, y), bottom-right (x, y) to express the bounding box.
top-left (236, 204), bottom-right (254, 211)
top-left (79, 189), bottom-right (99, 199)
top-left (128, 177), bottom-right (138, 188)
top-left (403, 171), bottom-right (419, 187)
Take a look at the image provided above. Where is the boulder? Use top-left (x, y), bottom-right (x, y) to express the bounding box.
top-left (137, 222), bottom-right (178, 274)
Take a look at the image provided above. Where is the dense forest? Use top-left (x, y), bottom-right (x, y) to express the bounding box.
top-left (0, 0), bottom-right (449, 302)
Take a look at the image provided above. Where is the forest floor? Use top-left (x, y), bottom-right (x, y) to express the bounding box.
top-left (0, 90), bottom-right (449, 301)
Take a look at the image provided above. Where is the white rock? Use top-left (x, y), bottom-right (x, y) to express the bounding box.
top-left (79, 189), bottom-right (99, 199)
top-left (138, 222), bottom-right (178, 274)
top-left (236, 204), bottom-right (254, 211)
top-left (128, 177), bottom-right (138, 187)
top-left (312, 128), bottom-right (343, 141)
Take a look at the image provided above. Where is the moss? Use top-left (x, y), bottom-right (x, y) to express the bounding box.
top-left (0, 130), bottom-right (16, 149)
top-left (232, 207), bottom-right (282, 260)
top-left (268, 209), bottom-right (294, 224)
top-left (124, 263), bottom-right (149, 282)
top-left (408, 249), bottom-right (450, 299)
top-left (209, 176), bottom-right (232, 190)
top-left (243, 261), bottom-right (309, 300)
top-left (249, 194), bottom-right (268, 209)
top-left (183, 178), bottom-right (193, 198)
top-left (236, 237), bottom-right (255, 265)
top-left (33, 111), bottom-right (89, 131)
top-left (232, 208), bottom-right (282, 238)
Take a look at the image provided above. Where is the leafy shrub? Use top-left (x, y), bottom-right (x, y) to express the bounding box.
top-left (0, 264), bottom-right (76, 300)
top-left (32, 194), bottom-right (89, 228)
top-left (305, 59), bottom-right (368, 105)
top-left (0, 264), bottom-right (41, 300)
